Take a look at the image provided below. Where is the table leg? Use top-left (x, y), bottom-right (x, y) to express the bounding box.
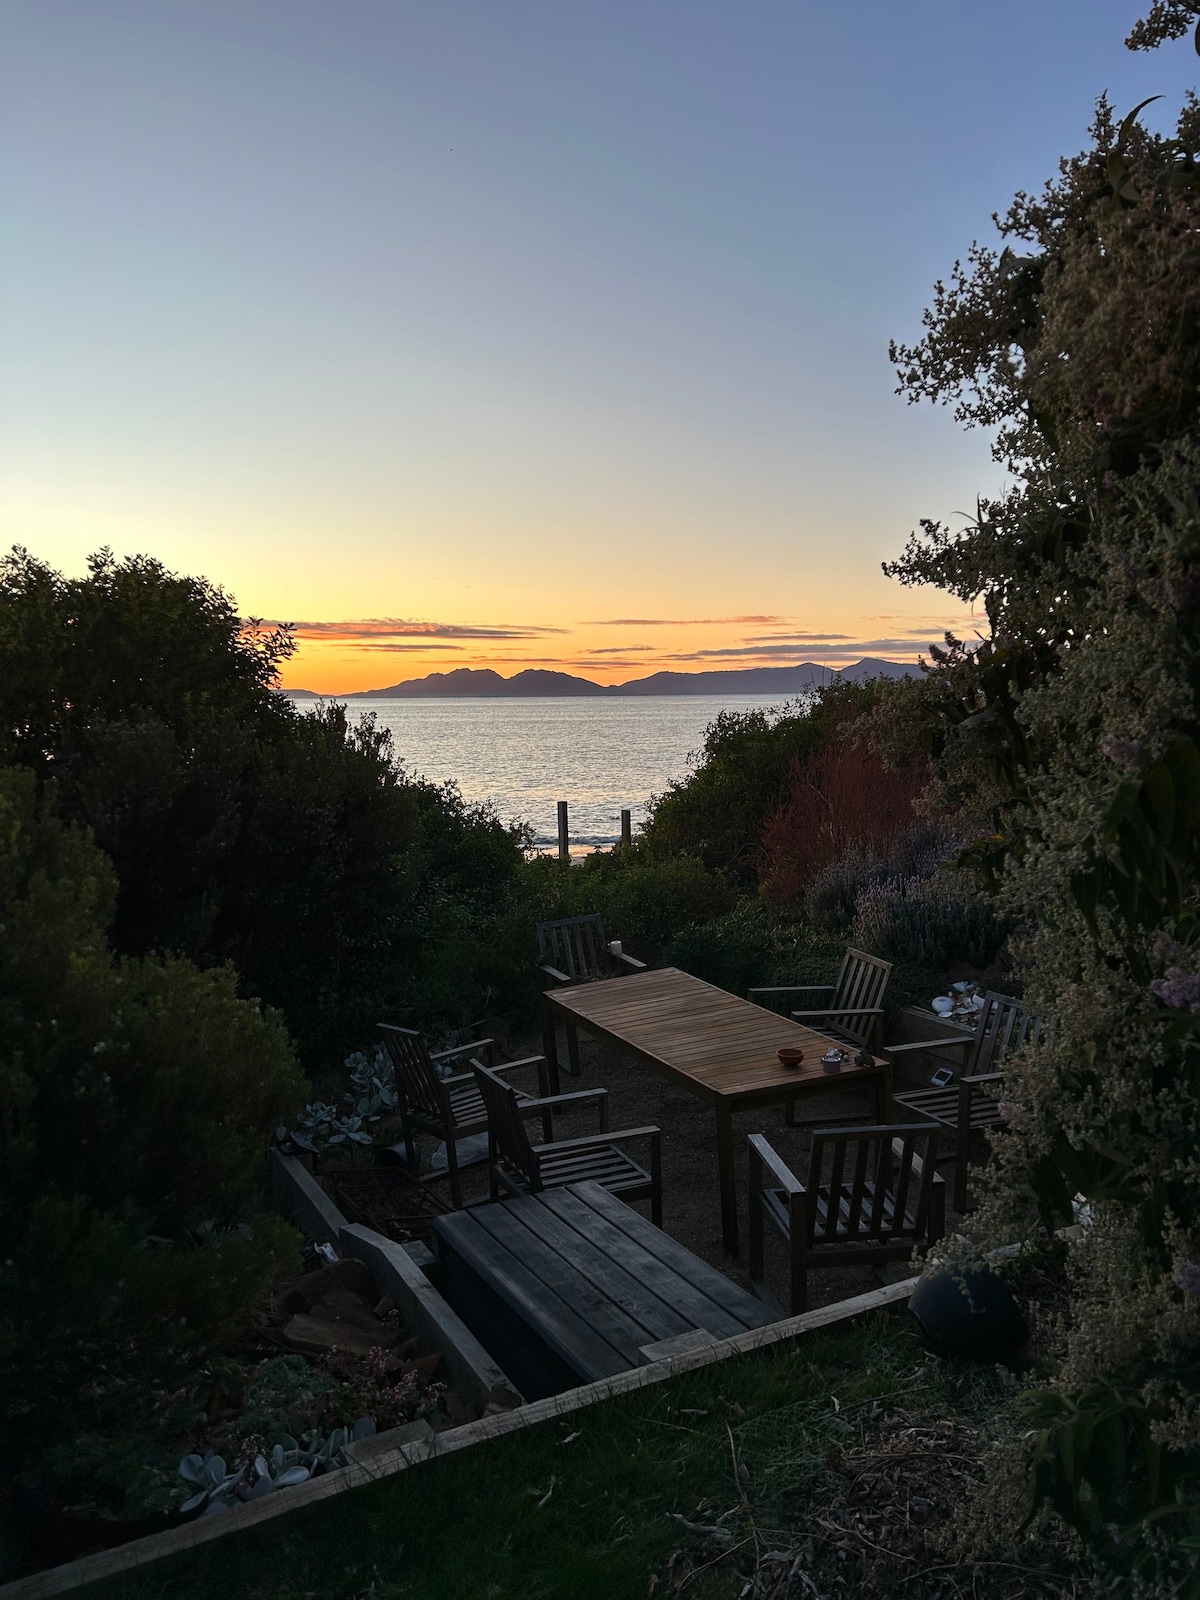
top-left (875, 1061), bottom-right (893, 1123)
top-left (541, 1002), bottom-right (562, 1096)
top-left (714, 1099), bottom-right (739, 1258)
top-left (566, 1021), bottom-right (581, 1078)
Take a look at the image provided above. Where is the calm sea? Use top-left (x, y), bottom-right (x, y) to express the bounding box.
top-left (309, 695), bottom-right (800, 850)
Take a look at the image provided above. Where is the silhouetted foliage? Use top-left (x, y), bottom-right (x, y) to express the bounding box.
top-left (0, 548), bottom-right (534, 1065)
top-left (640, 680), bottom-right (882, 884)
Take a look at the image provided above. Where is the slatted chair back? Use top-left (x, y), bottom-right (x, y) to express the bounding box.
top-left (830, 948), bottom-right (893, 1048)
top-left (377, 1025), bottom-right (447, 1122)
top-left (536, 914), bottom-right (613, 985)
top-left (804, 1123), bottom-right (941, 1247)
top-left (972, 991), bottom-right (1047, 1075)
top-left (472, 1060), bottom-right (538, 1187)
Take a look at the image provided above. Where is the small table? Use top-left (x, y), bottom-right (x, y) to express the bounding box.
top-left (430, 1181), bottom-right (772, 1400)
top-left (541, 967), bottom-right (892, 1257)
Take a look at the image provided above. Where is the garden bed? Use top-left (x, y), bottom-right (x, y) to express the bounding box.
top-left (0, 1158), bottom-right (512, 1589)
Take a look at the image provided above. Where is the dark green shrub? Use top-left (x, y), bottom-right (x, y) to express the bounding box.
top-left (0, 768), bottom-right (305, 1444)
top-left (0, 548), bottom-right (543, 1063)
top-left (663, 903), bottom-right (783, 994)
top-left (514, 848), bottom-right (736, 971)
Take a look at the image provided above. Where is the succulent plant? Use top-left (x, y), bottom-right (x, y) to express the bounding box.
top-left (278, 1046), bottom-right (397, 1155)
top-left (178, 1450), bottom-right (247, 1516)
top-left (179, 1420), bottom-right (377, 1515)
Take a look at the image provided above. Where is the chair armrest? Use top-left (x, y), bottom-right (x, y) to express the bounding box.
top-left (516, 1087), bottom-right (610, 1132)
top-left (432, 1038), bottom-right (495, 1063)
top-left (749, 985), bottom-right (834, 998)
top-left (491, 1055), bottom-right (550, 1097)
top-left (790, 1007), bottom-right (884, 1021)
top-left (537, 963), bottom-right (572, 986)
top-left (747, 1132), bottom-right (805, 1194)
top-left (539, 1125), bottom-right (661, 1157)
top-left (962, 1073), bottom-right (1003, 1088)
top-left (883, 1034), bottom-right (974, 1058)
top-left (516, 1088), bottom-right (608, 1116)
top-left (452, 1056), bottom-right (549, 1094)
top-left (612, 951), bottom-right (647, 972)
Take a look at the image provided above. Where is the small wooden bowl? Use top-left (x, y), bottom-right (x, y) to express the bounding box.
top-left (777, 1047), bottom-right (805, 1069)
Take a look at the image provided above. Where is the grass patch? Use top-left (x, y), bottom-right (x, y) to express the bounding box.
top-left (78, 1310), bottom-right (1087, 1600)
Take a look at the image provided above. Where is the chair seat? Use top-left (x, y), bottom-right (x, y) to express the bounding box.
top-left (895, 1087), bottom-right (1005, 1130)
top-left (538, 1144), bottom-right (649, 1188)
top-left (499, 1142), bottom-right (651, 1196)
top-left (442, 1079), bottom-right (532, 1130)
top-left (760, 1183), bottom-right (921, 1244)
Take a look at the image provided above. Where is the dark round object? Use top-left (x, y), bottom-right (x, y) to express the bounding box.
top-left (376, 1141), bottom-right (422, 1173)
top-left (910, 1262), bottom-right (1028, 1360)
top-left (777, 1047), bottom-right (805, 1068)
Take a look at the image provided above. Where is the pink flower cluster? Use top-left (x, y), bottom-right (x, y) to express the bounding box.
top-left (1151, 968), bottom-right (1200, 1014)
top-left (1099, 734), bottom-right (1144, 768)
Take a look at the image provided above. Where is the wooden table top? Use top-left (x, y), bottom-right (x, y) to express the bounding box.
top-left (432, 1181), bottom-right (772, 1383)
top-left (542, 966), bottom-right (884, 1108)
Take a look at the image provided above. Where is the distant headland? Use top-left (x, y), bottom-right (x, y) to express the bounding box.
top-left (284, 657), bottom-right (916, 699)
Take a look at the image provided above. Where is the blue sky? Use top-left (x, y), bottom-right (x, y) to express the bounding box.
top-left (3, 2), bottom-right (1195, 688)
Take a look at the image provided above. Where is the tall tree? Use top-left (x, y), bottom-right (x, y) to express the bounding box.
top-left (880, 29), bottom-right (1200, 1583)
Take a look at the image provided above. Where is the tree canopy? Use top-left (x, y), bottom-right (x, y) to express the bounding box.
top-left (880, 43), bottom-right (1200, 1584)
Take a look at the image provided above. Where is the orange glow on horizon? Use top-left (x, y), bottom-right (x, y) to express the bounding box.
top-left (274, 605), bottom-right (979, 695)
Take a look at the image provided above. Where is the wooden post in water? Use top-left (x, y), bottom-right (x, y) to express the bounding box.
top-left (620, 809), bottom-right (632, 850)
top-left (557, 801), bottom-right (569, 862)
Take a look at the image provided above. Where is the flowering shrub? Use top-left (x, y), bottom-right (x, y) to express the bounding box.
top-left (852, 873), bottom-right (1013, 970)
top-left (883, 46), bottom-right (1200, 1586)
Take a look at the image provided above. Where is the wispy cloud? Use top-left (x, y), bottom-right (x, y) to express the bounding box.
top-left (349, 641), bottom-right (465, 653)
top-left (286, 617), bottom-right (568, 641)
top-left (584, 644), bottom-right (657, 655)
top-left (740, 632), bottom-right (854, 644)
top-left (666, 637), bottom-right (932, 662)
top-left (583, 615), bottom-right (787, 627)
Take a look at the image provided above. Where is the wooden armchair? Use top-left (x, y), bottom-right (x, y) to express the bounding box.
top-left (471, 1060), bottom-right (663, 1225)
top-left (377, 1025), bottom-right (551, 1210)
top-left (890, 991), bottom-right (1046, 1213)
top-left (750, 947), bottom-right (892, 1054)
top-left (748, 1124), bottom-right (944, 1315)
top-left (537, 913), bottom-right (647, 1080)
top-left (536, 913), bottom-right (646, 988)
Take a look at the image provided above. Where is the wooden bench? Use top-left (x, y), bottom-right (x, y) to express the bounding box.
top-left (430, 1181), bottom-right (773, 1400)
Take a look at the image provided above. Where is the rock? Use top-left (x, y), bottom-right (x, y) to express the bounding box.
top-left (399, 1352), bottom-right (442, 1387)
top-left (281, 1313), bottom-right (383, 1357)
top-left (441, 1391), bottom-right (476, 1428)
top-left (308, 1287), bottom-right (385, 1333)
top-left (373, 1294), bottom-right (396, 1319)
top-left (278, 1258), bottom-right (377, 1314)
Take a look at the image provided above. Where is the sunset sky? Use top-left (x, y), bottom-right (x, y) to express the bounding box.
top-left (4, 3), bottom-right (1195, 692)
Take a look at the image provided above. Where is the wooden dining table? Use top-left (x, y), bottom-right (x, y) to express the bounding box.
top-left (540, 966), bottom-right (892, 1257)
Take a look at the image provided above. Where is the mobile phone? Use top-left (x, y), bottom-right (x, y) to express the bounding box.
top-left (930, 1066), bottom-right (955, 1088)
